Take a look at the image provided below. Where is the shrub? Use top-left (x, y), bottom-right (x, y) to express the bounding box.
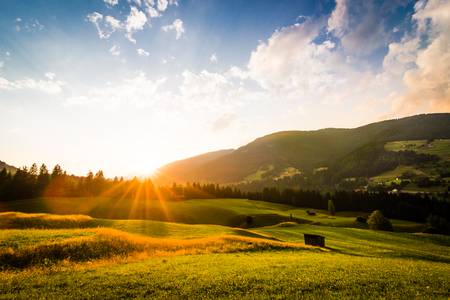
top-left (367, 210), bottom-right (393, 231)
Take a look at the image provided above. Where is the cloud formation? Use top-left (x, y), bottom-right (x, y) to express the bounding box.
top-left (104, 0), bottom-right (118, 7)
top-left (161, 19), bottom-right (185, 39)
top-left (109, 45), bottom-right (120, 56)
top-left (245, 0), bottom-right (449, 117)
top-left (125, 7), bottom-right (147, 43)
top-left (86, 12), bottom-right (119, 39)
top-left (15, 17), bottom-right (44, 32)
top-left (137, 48), bottom-right (150, 56)
top-left (0, 75), bottom-right (65, 94)
top-left (65, 71), bottom-right (167, 108)
top-left (386, 0), bottom-right (450, 115)
top-left (86, 0), bottom-right (177, 44)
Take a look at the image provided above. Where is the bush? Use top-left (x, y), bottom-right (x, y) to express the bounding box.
top-left (367, 210), bottom-right (393, 231)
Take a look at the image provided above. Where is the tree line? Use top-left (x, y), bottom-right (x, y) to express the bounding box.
top-left (0, 164), bottom-right (449, 224)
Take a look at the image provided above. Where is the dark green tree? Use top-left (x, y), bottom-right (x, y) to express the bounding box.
top-left (36, 164), bottom-right (50, 195)
top-left (367, 210), bottom-right (393, 231)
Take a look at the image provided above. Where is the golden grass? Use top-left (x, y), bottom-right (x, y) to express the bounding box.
top-left (0, 228), bottom-right (313, 269)
top-left (0, 212), bottom-right (95, 229)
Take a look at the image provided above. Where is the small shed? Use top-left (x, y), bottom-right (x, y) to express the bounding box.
top-left (306, 210), bottom-right (316, 216)
top-left (304, 234), bottom-right (325, 247)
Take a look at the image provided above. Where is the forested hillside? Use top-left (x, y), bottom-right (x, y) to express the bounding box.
top-left (157, 114), bottom-right (450, 184)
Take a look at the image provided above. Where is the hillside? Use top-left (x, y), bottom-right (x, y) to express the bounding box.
top-left (157, 113), bottom-right (450, 184)
top-left (156, 149), bottom-right (233, 183)
top-left (0, 161), bottom-right (17, 174)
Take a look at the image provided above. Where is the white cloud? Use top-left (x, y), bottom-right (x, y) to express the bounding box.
top-left (382, 37), bottom-right (419, 76)
top-left (161, 55), bottom-right (175, 64)
top-left (45, 72), bottom-right (56, 80)
top-left (87, 12), bottom-right (102, 23)
top-left (327, 0), bottom-right (348, 37)
top-left (161, 19), bottom-right (184, 39)
top-left (88, 0), bottom-right (178, 43)
top-left (209, 53), bottom-right (218, 63)
top-left (244, 15), bottom-right (383, 110)
top-left (146, 5), bottom-right (160, 18)
top-left (242, 0), bottom-right (447, 119)
top-left (386, 0), bottom-right (450, 115)
top-left (137, 48), bottom-right (150, 56)
top-left (109, 45), bottom-right (120, 56)
top-left (87, 8), bottom-right (147, 43)
top-left (86, 12), bottom-right (112, 39)
top-left (0, 76), bottom-right (65, 94)
top-left (105, 16), bottom-right (122, 30)
top-left (15, 18), bottom-right (44, 32)
top-left (157, 0), bottom-right (168, 11)
top-left (180, 70), bottom-right (230, 100)
top-left (327, 0), bottom-right (402, 55)
top-left (125, 7), bottom-right (147, 43)
top-left (65, 71), bottom-right (167, 108)
top-left (178, 69), bottom-right (263, 115)
top-left (248, 20), bottom-right (342, 98)
top-left (104, 0), bottom-right (119, 6)
top-left (142, 0), bottom-right (175, 18)
top-left (64, 68), bottom-right (257, 119)
top-left (225, 66), bottom-right (248, 80)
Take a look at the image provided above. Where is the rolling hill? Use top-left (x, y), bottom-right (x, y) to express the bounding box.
top-left (0, 161), bottom-right (17, 174)
top-left (157, 113), bottom-right (450, 184)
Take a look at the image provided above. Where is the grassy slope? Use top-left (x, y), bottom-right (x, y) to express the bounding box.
top-left (0, 212), bottom-right (449, 298)
top-left (370, 165), bottom-right (427, 182)
top-left (0, 198), bottom-right (424, 231)
top-left (385, 139), bottom-right (450, 160)
top-left (0, 161), bottom-right (17, 174)
top-left (371, 139), bottom-right (450, 191)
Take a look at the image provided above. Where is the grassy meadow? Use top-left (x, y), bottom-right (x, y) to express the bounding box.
top-left (0, 198), bottom-right (449, 298)
top-left (0, 197), bottom-right (426, 231)
top-left (384, 139), bottom-right (450, 161)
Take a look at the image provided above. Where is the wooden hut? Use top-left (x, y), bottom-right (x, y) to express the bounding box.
top-left (304, 234), bottom-right (325, 247)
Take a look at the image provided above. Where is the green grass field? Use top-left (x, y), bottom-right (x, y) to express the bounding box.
top-left (385, 139), bottom-right (450, 160)
top-left (372, 139), bottom-right (450, 192)
top-left (0, 197), bottom-right (424, 231)
top-left (0, 199), bottom-right (449, 298)
top-left (371, 165), bottom-right (426, 183)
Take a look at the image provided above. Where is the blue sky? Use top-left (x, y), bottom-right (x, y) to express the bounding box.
top-left (0, 0), bottom-right (449, 176)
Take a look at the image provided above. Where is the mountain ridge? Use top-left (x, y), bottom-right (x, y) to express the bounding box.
top-left (157, 113), bottom-right (450, 184)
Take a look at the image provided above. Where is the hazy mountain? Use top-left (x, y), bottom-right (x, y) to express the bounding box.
top-left (157, 113), bottom-right (450, 184)
top-left (156, 149), bottom-right (234, 183)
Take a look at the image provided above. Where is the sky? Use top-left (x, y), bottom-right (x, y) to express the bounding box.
top-left (0, 0), bottom-right (449, 177)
